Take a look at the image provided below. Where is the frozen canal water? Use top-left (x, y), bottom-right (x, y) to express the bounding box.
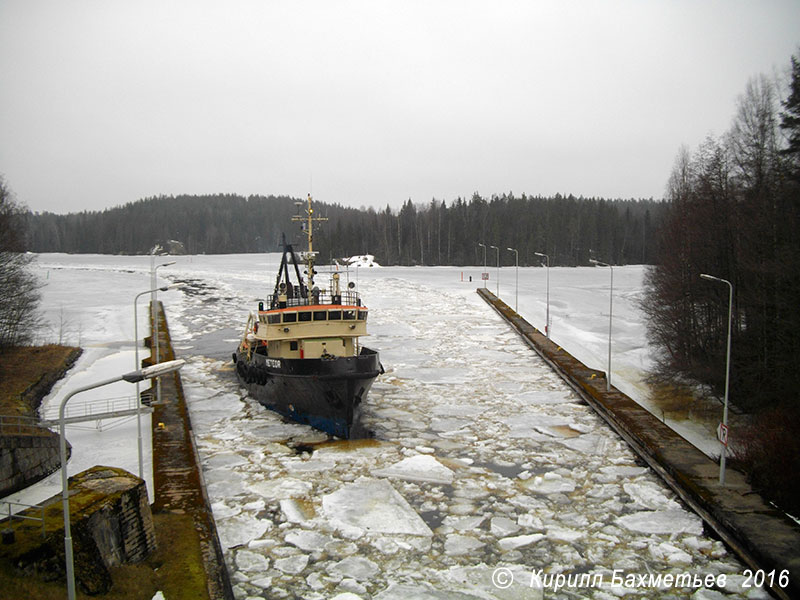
top-left (15, 254), bottom-right (767, 599)
top-left (161, 260), bottom-right (762, 599)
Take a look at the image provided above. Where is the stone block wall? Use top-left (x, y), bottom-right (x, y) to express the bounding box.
top-left (0, 432), bottom-right (68, 497)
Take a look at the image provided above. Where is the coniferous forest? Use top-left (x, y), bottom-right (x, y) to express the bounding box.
top-left (641, 54), bottom-right (800, 513)
top-left (24, 192), bottom-right (665, 267)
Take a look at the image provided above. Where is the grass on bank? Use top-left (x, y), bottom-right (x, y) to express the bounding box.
top-left (0, 345), bottom-right (79, 416)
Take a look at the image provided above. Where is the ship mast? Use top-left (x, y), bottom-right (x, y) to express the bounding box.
top-left (292, 194), bottom-right (328, 288)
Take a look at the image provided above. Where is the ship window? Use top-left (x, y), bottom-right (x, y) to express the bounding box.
top-left (313, 310), bottom-right (327, 321)
top-left (298, 311), bottom-right (312, 322)
top-left (289, 341), bottom-right (298, 351)
top-left (267, 314), bottom-right (280, 324)
top-left (328, 310), bottom-right (341, 320)
top-left (343, 310), bottom-right (356, 320)
top-left (357, 310), bottom-right (367, 321)
top-left (283, 312), bottom-right (297, 323)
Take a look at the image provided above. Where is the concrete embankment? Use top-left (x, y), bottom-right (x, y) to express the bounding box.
top-left (478, 287), bottom-right (800, 600)
top-left (148, 300), bottom-right (234, 600)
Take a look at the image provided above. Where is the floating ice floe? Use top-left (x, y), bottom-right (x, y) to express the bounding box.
top-left (284, 457), bottom-right (337, 473)
top-left (216, 514), bottom-right (272, 549)
top-left (372, 454), bottom-right (455, 484)
top-left (519, 390), bottom-right (576, 405)
top-left (249, 576), bottom-right (272, 589)
top-left (442, 564), bottom-right (545, 600)
top-left (523, 472), bottom-right (577, 494)
top-left (442, 515), bottom-right (485, 532)
top-left (649, 541), bottom-right (693, 565)
top-left (285, 529), bottom-right (333, 552)
top-left (330, 593), bottom-right (367, 600)
top-left (623, 481), bottom-right (681, 510)
top-left (546, 525), bottom-right (585, 543)
top-left (490, 516), bottom-right (520, 537)
top-left (559, 433), bottom-right (607, 454)
top-left (410, 367), bottom-right (470, 385)
top-left (598, 464), bottom-right (649, 479)
top-left (280, 498), bottom-right (315, 523)
top-left (327, 556), bottom-right (380, 581)
top-left (497, 533), bottom-right (545, 551)
top-left (246, 476), bottom-right (312, 500)
top-left (234, 549), bottom-right (270, 572)
top-left (274, 553), bottom-right (310, 574)
top-left (444, 534), bottom-right (484, 556)
top-left (616, 509), bottom-right (703, 535)
top-left (210, 501), bottom-right (241, 519)
top-left (322, 477), bottom-right (433, 537)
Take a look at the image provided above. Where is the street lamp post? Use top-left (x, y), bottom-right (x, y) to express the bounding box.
top-left (700, 273), bottom-right (733, 486)
top-left (590, 259), bottom-right (613, 391)
top-left (133, 285), bottom-right (170, 479)
top-left (60, 360), bottom-right (185, 600)
top-left (489, 245), bottom-right (500, 297)
top-left (153, 262), bottom-right (175, 406)
top-left (534, 252), bottom-right (550, 338)
top-left (477, 243), bottom-right (487, 288)
top-left (506, 247), bottom-right (518, 312)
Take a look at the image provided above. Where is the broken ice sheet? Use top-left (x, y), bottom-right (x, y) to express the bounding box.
top-left (522, 472), bottom-right (577, 494)
top-left (327, 556), bottom-right (380, 581)
top-left (246, 476), bottom-right (312, 500)
top-left (216, 514), bottom-right (272, 549)
top-left (622, 481), bottom-right (681, 510)
top-left (322, 477), bottom-right (433, 537)
top-left (616, 509), bottom-right (703, 535)
top-left (372, 454), bottom-right (455, 484)
top-left (274, 553), bottom-right (309, 574)
top-left (280, 498), bottom-right (315, 523)
top-left (234, 549), bottom-right (269, 572)
top-left (444, 533), bottom-right (484, 556)
top-left (285, 529), bottom-right (333, 552)
top-left (497, 533), bottom-right (545, 551)
top-left (559, 433), bottom-right (608, 454)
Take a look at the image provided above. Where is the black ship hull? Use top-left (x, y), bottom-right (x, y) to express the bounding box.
top-left (233, 347), bottom-right (382, 438)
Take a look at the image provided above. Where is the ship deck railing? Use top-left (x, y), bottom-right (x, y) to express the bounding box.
top-left (267, 290), bottom-right (363, 310)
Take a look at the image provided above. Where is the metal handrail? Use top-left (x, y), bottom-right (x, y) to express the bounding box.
top-left (1, 500), bottom-right (46, 538)
top-left (39, 395), bottom-right (140, 423)
top-left (267, 290), bottom-right (363, 310)
top-left (0, 414), bottom-right (48, 437)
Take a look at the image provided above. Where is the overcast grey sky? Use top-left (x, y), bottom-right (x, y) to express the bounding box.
top-left (1, 1), bottom-right (798, 214)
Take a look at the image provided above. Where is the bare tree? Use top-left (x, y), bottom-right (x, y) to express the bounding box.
top-left (0, 176), bottom-right (41, 349)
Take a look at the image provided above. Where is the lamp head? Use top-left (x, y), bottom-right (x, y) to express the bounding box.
top-left (122, 359), bottom-right (185, 383)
